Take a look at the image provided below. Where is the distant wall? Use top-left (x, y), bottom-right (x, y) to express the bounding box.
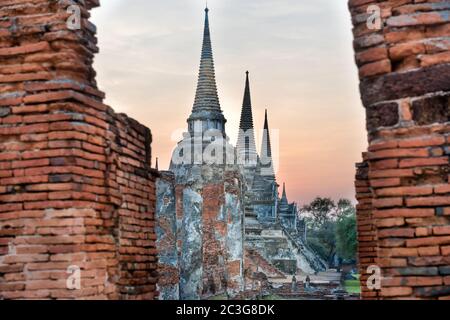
top-left (0, 0), bottom-right (157, 299)
top-left (349, 0), bottom-right (450, 299)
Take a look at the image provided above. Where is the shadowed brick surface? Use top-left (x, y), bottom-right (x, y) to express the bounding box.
top-left (349, 0), bottom-right (450, 300)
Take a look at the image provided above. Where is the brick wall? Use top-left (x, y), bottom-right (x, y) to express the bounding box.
top-left (355, 156), bottom-right (380, 299)
top-left (349, 0), bottom-right (450, 299)
top-left (0, 0), bottom-right (157, 299)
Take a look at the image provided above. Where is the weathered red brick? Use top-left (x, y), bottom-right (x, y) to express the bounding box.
top-left (376, 186), bottom-right (433, 197)
top-left (373, 197), bottom-right (403, 208)
top-left (378, 228), bottom-right (415, 238)
top-left (417, 246), bottom-right (440, 256)
top-left (0, 42), bottom-right (50, 57)
top-left (359, 59), bottom-right (392, 78)
top-left (433, 226), bottom-right (450, 236)
top-left (399, 157), bottom-right (449, 168)
top-left (406, 236), bottom-right (450, 248)
top-left (406, 197), bottom-right (450, 207)
top-left (381, 286), bottom-right (413, 297)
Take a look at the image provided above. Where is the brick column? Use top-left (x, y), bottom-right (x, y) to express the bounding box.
top-left (355, 156), bottom-right (379, 299)
top-left (0, 0), bottom-right (157, 299)
top-left (349, 0), bottom-right (450, 299)
top-left (156, 171), bottom-right (180, 300)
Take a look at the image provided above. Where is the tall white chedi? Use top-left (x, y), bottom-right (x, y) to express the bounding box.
top-left (167, 7), bottom-right (244, 300)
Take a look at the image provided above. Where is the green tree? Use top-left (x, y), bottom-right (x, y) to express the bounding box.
top-left (302, 197), bottom-right (337, 264)
top-left (303, 197), bottom-right (336, 228)
top-left (336, 198), bottom-right (354, 219)
top-left (335, 200), bottom-right (357, 261)
top-left (302, 197), bottom-right (357, 265)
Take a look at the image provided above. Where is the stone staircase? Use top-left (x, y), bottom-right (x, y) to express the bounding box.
top-left (244, 204), bottom-right (263, 237)
top-left (282, 226), bottom-right (328, 272)
top-left (245, 248), bottom-right (286, 279)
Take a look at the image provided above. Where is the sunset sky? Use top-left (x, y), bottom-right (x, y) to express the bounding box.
top-left (91, 0), bottom-right (367, 205)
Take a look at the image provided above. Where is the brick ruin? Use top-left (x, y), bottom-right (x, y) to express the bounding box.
top-left (0, 0), bottom-right (448, 301)
top-left (349, 0), bottom-right (450, 299)
top-left (155, 7), bottom-right (327, 300)
top-left (0, 0), bottom-right (158, 299)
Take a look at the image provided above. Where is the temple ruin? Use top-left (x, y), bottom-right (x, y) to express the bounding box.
top-left (155, 7), bottom-right (325, 300)
top-left (0, 0), bottom-right (448, 300)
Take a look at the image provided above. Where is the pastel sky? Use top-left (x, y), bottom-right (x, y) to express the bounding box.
top-left (91, 0), bottom-right (367, 205)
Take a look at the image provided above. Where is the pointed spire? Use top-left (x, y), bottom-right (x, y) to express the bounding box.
top-left (281, 183), bottom-right (288, 205)
top-left (237, 71), bottom-right (257, 167)
top-left (260, 109), bottom-right (275, 178)
top-left (261, 109), bottom-right (272, 158)
top-left (239, 71), bottom-right (254, 131)
top-left (194, 6), bottom-right (218, 110)
top-left (155, 157), bottom-right (159, 171)
top-left (189, 7), bottom-right (225, 122)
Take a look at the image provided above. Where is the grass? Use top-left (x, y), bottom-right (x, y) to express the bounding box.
top-left (344, 279), bottom-right (361, 294)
